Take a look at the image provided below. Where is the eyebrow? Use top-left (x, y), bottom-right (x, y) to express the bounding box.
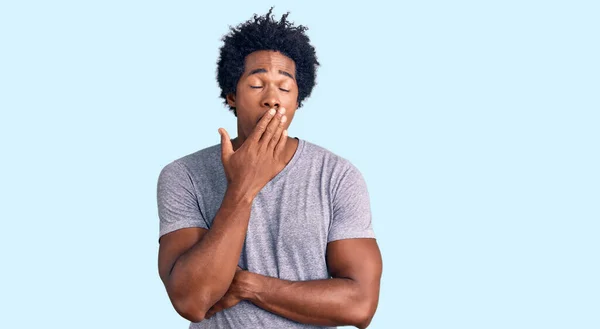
top-left (247, 68), bottom-right (295, 81)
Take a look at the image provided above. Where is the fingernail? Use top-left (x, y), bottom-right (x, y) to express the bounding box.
top-left (281, 115), bottom-right (287, 123)
top-left (278, 107), bottom-right (286, 114)
top-left (269, 108), bottom-right (276, 115)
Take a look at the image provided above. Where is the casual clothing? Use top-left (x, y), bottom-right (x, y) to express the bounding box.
top-left (157, 138), bottom-right (375, 329)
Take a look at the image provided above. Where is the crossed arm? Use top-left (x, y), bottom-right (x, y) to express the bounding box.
top-left (158, 225), bottom-right (382, 328)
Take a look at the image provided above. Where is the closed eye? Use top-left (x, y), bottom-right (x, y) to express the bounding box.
top-left (251, 86), bottom-right (289, 92)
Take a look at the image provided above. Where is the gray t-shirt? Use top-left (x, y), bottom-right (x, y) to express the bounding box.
top-left (157, 138), bottom-right (375, 329)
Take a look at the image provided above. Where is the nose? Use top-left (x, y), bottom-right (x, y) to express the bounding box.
top-left (263, 99), bottom-right (280, 109)
top-left (262, 88), bottom-right (280, 109)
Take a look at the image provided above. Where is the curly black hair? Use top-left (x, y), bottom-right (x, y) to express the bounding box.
top-left (216, 7), bottom-right (320, 116)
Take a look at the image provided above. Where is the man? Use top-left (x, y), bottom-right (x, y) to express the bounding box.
top-left (157, 8), bottom-right (382, 329)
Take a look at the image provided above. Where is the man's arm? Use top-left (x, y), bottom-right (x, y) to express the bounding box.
top-left (157, 107), bottom-right (289, 322)
top-left (206, 238), bottom-right (382, 329)
top-left (158, 193), bottom-right (252, 322)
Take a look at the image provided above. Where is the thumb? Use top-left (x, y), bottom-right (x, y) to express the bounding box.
top-left (218, 128), bottom-right (233, 159)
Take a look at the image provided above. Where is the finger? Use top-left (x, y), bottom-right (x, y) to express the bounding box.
top-left (247, 108), bottom-right (276, 143)
top-left (268, 114), bottom-right (286, 151)
top-left (223, 298), bottom-right (239, 309)
top-left (260, 107), bottom-right (285, 148)
top-left (219, 128), bottom-right (233, 160)
top-left (274, 129), bottom-right (288, 156)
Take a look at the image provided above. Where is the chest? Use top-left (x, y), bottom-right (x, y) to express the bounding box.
top-left (243, 182), bottom-right (333, 279)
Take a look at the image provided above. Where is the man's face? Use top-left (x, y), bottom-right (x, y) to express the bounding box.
top-left (227, 50), bottom-right (299, 139)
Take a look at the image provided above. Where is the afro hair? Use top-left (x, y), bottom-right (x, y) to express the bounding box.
top-left (216, 7), bottom-right (320, 116)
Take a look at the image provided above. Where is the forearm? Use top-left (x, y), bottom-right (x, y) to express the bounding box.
top-left (241, 272), bottom-right (374, 329)
top-left (168, 187), bottom-right (253, 319)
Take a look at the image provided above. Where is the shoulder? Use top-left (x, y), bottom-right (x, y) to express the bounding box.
top-left (160, 143), bottom-right (222, 175)
top-left (302, 139), bottom-right (360, 170)
top-left (299, 139), bottom-right (364, 185)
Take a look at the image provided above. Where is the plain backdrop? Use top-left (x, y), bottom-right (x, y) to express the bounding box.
top-left (1, 1), bottom-right (598, 328)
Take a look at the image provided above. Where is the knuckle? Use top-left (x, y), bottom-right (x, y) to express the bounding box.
top-left (259, 118), bottom-right (269, 127)
top-left (271, 130), bottom-right (281, 141)
top-left (262, 114), bottom-right (274, 123)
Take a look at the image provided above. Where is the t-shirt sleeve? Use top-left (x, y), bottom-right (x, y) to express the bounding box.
top-left (328, 164), bottom-right (376, 242)
top-left (157, 160), bottom-right (209, 241)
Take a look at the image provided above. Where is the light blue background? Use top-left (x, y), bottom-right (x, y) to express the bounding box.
top-left (1, 1), bottom-right (598, 328)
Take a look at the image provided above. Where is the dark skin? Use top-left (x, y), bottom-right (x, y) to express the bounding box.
top-left (158, 50), bottom-right (382, 328)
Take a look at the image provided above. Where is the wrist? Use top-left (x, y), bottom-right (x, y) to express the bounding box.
top-left (224, 186), bottom-right (255, 206)
top-left (237, 271), bottom-right (263, 302)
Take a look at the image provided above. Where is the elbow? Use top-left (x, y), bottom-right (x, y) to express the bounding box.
top-left (168, 283), bottom-right (213, 323)
top-left (179, 310), bottom-right (205, 324)
top-left (165, 274), bottom-right (232, 323)
top-left (352, 300), bottom-right (377, 329)
top-left (356, 317), bottom-right (373, 329)
top-left (354, 313), bottom-right (373, 329)
top-left (171, 295), bottom-right (209, 323)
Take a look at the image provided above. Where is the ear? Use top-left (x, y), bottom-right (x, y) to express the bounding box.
top-left (226, 93), bottom-right (236, 108)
